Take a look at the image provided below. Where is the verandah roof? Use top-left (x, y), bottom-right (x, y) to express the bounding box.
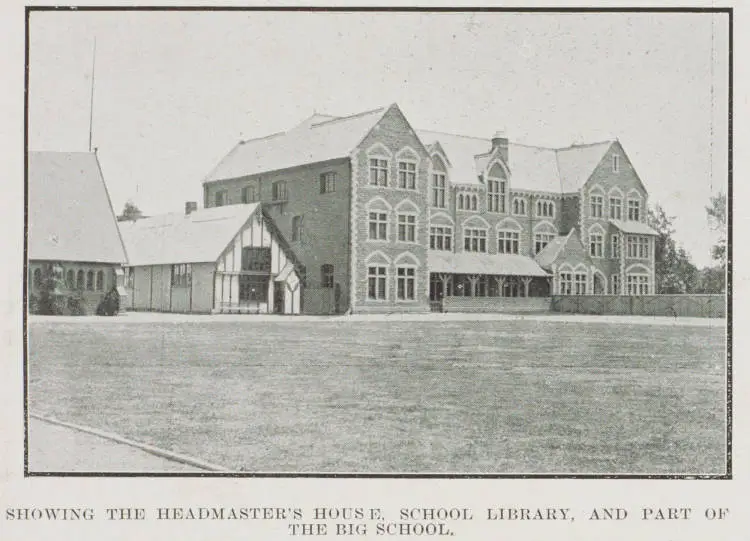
top-left (609, 219), bottom-right (658, 236)
top-left (428, 251), bottom-right (549, 277)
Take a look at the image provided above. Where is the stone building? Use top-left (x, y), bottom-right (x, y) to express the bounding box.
top-left (200, 103), bottom-right (656, 313)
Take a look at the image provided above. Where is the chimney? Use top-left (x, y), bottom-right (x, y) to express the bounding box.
top-left (491, 129), bottom-right (509, 165)
top-left (185, 201), bottom-right (198, 215)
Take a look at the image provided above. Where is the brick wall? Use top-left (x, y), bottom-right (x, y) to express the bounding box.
top-left (559, 194), bottom-right (580, 235)
top-left (443, 296), bottom-right (551, 313)
top-left (204, 158), bottom-right (352, 312)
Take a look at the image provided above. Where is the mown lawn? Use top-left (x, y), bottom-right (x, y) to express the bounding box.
top-left (28, 318), bottom-right (727, 474)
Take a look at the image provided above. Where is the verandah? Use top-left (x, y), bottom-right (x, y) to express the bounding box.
top-left (429, 273), bottom-right (550, 301)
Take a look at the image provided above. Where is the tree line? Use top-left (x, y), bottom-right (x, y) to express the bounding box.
top-left (649, 193), bottom-right (726, 294)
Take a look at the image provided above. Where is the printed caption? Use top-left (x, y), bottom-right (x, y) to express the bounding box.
top-left (3, 506), bottom-right (731, 536)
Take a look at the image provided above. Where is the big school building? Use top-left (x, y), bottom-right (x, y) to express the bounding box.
top-left (127, 103), bottom-right (657, 315)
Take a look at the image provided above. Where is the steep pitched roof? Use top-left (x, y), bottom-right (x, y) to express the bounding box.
top-left (417, 130), bottom-right (488, 186)
top-left (28, 151), bottom-right (127, 264)
top-left (428, 251), bottom-right (548, 277)
top-left (204, 104), bottom-right (615, 192)
top-left (555, 141), bottom-right (613, 192)
top-left (418, 129), bottom-right (613, 193)
top-left (203, 107), bottom-right (387, 182)
top-left (118, 204), bottom-right (260, 266)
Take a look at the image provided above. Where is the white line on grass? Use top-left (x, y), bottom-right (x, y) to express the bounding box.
top-left (29, 413), bottom-right (231, 472)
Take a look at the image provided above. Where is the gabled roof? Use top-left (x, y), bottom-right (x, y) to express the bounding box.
top-left (28, 151), bottom-right (127, 264)
top-left (555, 141), bottom-right (613, 192)
top-left (428, 251), bottom-right (548, 277)
top-left (610, 219), bottom-right (658, 236)
top-left (417, 130), bottom-right (488, 186)
top-left (534, 230), bottom-right (574, 270)
top-left (417, 129), bottom-right (614, 193)
top-left (203, 107), bottom-right (388, 182)
top-left (118, 204), bottom-right (260, 266)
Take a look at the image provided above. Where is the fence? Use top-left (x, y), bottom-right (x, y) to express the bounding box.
top-left (551, 294), bottom-right (726, 318)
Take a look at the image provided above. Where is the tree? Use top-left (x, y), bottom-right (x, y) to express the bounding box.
top-left (648, 204), bottom-right (699, 293)
top-left (117, 200), bottom-right (143, 222)
top-left (696, 266), bottom-right (725, 294)
top-left (697, 192), bottom-right (728, 294)
top-left (706, 192), bottom-right (727, 267)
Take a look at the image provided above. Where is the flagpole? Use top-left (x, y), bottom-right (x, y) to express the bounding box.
top-left (88, 38), bottom-right (96, 152)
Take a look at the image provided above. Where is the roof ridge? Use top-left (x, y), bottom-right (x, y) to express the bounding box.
top-left (240, 131), bottom-right (286, 144)
top-left (555, 140), bottom-right (615, 151)
top-left (418, 128), bottom-right (489, 142)
top-left (418, 130), bottom-right (586, 151)
top-left (310, 107), bottom-right (386, 128)
top-left (509, 141), bottom-right (557, 151)
top-left (129, 203), bottom-right (259, 224)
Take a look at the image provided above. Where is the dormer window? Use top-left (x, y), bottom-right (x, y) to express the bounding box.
top-left (487, 180), bottom-right (505, 213)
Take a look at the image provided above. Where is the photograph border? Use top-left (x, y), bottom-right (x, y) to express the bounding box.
top-left (22, 4), bottom-right (733, 480)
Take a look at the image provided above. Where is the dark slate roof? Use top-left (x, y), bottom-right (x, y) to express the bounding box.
top-left (28, 151), bottom-right (127, 264)
top-left (118, 203), bottom-right (260, 266)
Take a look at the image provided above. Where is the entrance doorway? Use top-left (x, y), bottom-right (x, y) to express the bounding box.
top-left (273, 285), bottom-right (285, 314)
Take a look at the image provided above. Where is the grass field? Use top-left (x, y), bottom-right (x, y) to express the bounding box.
top-left (28, 317), bottom-right (727, 474)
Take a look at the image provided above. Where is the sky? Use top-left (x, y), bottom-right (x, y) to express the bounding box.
top-left (28, 10), bottom-right (729, 268)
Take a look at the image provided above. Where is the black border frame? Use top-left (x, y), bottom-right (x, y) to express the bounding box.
top-left (23, 5), bottom-right (733, 480)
